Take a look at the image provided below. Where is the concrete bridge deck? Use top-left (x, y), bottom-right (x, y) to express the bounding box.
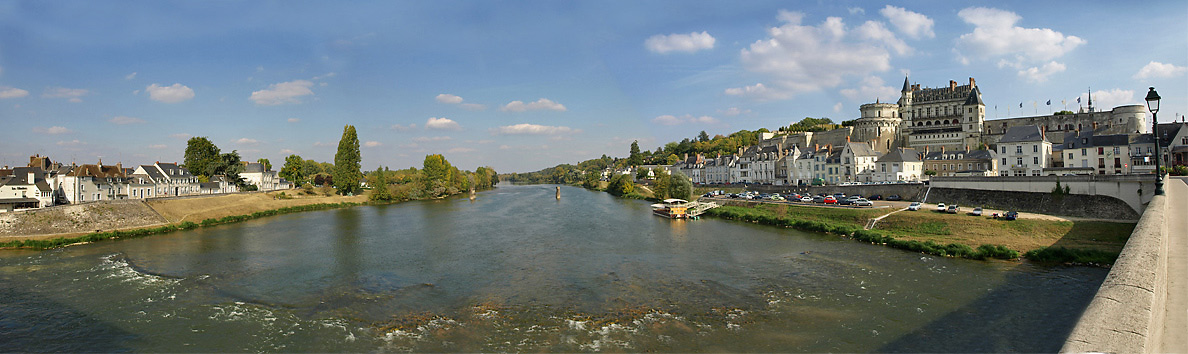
top-left (1062, 176), bottom-right (1186, 353)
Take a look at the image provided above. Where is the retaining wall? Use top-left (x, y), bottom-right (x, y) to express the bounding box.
top-left (1061, 194), bottom-right (1168, 353)
top-left (924, 187), bottom-right (1140, 220)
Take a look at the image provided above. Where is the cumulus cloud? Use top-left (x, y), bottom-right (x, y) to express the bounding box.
top-left (42, 87), bottom-right (89, 102)
top-left (645, 31), bottom-right (716, 54)
top-left (425, 117), bottom-right (461, 130)
top-left (727, 10), bottom-right (911, 100)
top-left (954, 7), bottom-right (1084, 70)
top-left (250, 80), bottom-right (314, 105)
top-left (287, 118), bottom-right (301, 123)
top-left (1079, 89), bottom-right (1137, 111)
top-left (833, 102), bottom-right (844, 112)
top-left (391, 123), bottom-right (417, 131)
top-left (492, 124), bottom-right (578, 135)
top-left (652, 114), bottom-right (720, 126)
top-left (435, 93), bottom-right (464, 104)
top-left (236, 138), bottom-right (259, 145)
top-left (109, 115), bottom-right (145, 125)
top-left (146, 83), bottom-right (195, 103)
top-left (1018, 61), bottom-right (1066, 83)
top-left (501, 98), bottom-right (567, 112)
top-left (279, 149), bottom-right (296, 154)
top-left (1134, 61), bottom-right (1188, 80)
top-left (879, 5), bottom-right (934, 39)
top-left (413, 136), bottom-right (452, 142)
top-left (0, 87), bottom-right (29, 99)
top-left (125, 72), bottom-right (137, 80)
top-left (363, 141), bottom-right (382, 147)
top-left (840, 76), bottom-right (899, 101)
top-left (848, 7), bottom-right (865, 15)
top-left (34, 126), bottom-right (72, 135)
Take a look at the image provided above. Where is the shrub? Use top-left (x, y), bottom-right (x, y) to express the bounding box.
top-left (1024, 247), bottom-right (1116, 264)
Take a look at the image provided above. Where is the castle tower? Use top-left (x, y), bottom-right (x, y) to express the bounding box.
top-left (855, 101), bottom-right (901, 153)
top-left (961, 85), bottom-right (986, 148)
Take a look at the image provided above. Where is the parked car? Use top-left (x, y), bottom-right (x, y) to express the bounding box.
top-left (946, 204), bottom-right (959, 214)
top-left (854, 198), bottom-right (873, 207)
top-left (812, 195), bottom-right (825, 203)
top-left (907, 202), bottom-right (922, 211)
top-left (936, 203), bottom-right (946, 212)
top-left (869, 194), bottom-right (882, 200)
top-left (886, 195), bottom-right (902, 201)
top-left (823, 196), bottom-right (838, 204)
top-left (1004, 211), bottom-right (1019, 220)
top-left (800, 196), bottom-right (814, 202)
top-left (971, 207), bottom-right (983, 216)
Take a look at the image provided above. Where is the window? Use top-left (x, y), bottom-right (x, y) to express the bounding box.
top-left (1097, 147), bottom-right (1104, 154)
top-left (1033, 157), bottom-right (1039, 165)
top-left (1068, 153), bottom-right (1074, 160)
top-left (1081, 148), bottom-right (1087, 156)
top-left (1017, 157), bottom-right (1023, 166)
top-left (1002, 158), bottom-right (1007, 165)
top-left (1113, 147), bottom-right (1120, 155)
top-left (1001, 146), bottom-right (1007, 154)
top-left (1016, 146), bottom-right (1023, 154)
top-left (1033, 145), bottom-right (1038, 153)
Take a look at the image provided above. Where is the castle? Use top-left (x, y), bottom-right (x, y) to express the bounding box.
top-left (851, 76), bottom-right (1149, 153)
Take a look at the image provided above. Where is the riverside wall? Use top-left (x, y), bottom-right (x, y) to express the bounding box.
top-left (930, 175), bottom-right (1156, 215)
top-left (924, 187), bottom-right (1140, 220)
top-left (1061, 194), bottom-right (1168, 353)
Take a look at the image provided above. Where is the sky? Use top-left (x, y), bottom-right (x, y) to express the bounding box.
top-left (1, 1), bottom-right (1185, 173)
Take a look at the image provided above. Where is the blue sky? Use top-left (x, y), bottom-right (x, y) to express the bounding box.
top-left (1, 1), bottom-right (1185, 173)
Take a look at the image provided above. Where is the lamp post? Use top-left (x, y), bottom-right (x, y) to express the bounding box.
top-left (1145, 87), bottom-right (1163, 195)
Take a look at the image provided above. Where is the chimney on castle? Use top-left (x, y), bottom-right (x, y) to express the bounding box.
top-left (941, 146), bottom-right (946, 153)
top-left (949, 80), bottom-right (957, 89)
top-left (846, 135), bottom-right (851, 143)
top-left (969, 77), bottom-right (976, 87)
top-left (870, 140), bottom-right (875, 150)
top-left (1092, 122), bottom-right (1098, 130)
top-left (814, 143), bottom-right (819, 152)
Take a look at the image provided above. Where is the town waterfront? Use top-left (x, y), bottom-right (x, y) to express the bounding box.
top-left (0, 185), bottom-right (1106, 352)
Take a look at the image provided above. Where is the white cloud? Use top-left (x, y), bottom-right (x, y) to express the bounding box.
top-left (125, 72), bottom-right (137, 80)
top-left (1079, 89), bottom-right (1137, 111)
top-left (34, 126), bottom-right (71, 135)
top-left (460, 103), bottom-right (487, 111)
top-left (170, 133), bottom-right (191, 140)
top-left (250, 80), bottom-right (314, 105)
top-left (413, 136), bottom-right (452, 142)
top-left (391, 123), bottom-right (417, 131)
top-left (728, 10), bottom-right (909, 100)
top-left (492, 124), bottom-right (578, 135)
top-left (848, 7), bottom-right (865, 15)
top-left (42, 87), bottom-right (89, 102)
top-left (0, 87), bottom-right (29, 99)
top-left (287, 118), bottom-right (301, 123)
top-left (447, 147), bottom-right (476, 154)
top-left (146, 83), bottom-right (195, 103)
top-left (954, 7), bottom-right (1084, 69)
top-left (833, 102), bottom-right (844, 112)
top-left (1018, 61), bottom-right (1066, 83)
top-left (1134, 61), bottom-right (1188, 80)
top-left (652, 114), bottom-right (720, 126)
top-left (719, 107), bottom-right (752, 116)
top-left (645, 31), bottom-right (716, 54)
top-left (236, 138), bottom-right (259, 145)
top-left (109, 115), bottom-right (145, 125)
top-left (425, 117), bottom-right (461, 130)
top-left (363, 141), bottom-right (382, 147)
top-left (879, 5), bottom-right (934, 39)
top-left (56, 139), bottom-right (85, 146)
top-left (435, 93), bottom-right (464, 104)
top-left (149, 144), bottom-right (168, 150)
top-left (279, 149), bottom-right (296, 154)
top-left (840, 75), bottom-right (899, 101)
top-left (501, 98), bottom-right (567, 112)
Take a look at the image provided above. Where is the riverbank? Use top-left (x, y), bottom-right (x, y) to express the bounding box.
top-left (706, 203), bottom-right (1133, 264)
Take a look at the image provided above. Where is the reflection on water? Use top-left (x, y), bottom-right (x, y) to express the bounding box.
top-left (0, 185), bottom-right (1106, 352)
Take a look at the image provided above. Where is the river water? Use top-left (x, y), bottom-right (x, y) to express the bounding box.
top-left (0, 185), bottom-right (1105, 352)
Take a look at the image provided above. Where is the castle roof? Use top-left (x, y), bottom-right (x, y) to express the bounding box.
top-left (964, 86), bottom-right (984, 106)
top-left (902, 76), bottom-right (911, 92)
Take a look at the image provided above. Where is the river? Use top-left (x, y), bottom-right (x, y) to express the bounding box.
top-left (0, 185), bottom-right (1105, 352)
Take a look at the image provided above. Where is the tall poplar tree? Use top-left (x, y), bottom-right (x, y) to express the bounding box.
top-left (333, 125), bottom-right (362, 195)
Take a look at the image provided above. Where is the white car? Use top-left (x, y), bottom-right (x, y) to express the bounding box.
top-left (936, 203), bottom-right (946, 212)
top-left (854, 198), bottom-right (873, 206)
top-left (907, 202), bottom-right (922, 211)
top-left (799, 196), bottom-right (813, 202)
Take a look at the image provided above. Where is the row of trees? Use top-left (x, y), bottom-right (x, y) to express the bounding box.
top-left (367, 154), bottom-right (498, 202)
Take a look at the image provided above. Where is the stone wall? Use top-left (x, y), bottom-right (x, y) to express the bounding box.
top-left (931, 175), bottom-right (1157, 215)
top-left (1061, 194), bottom-right (1168, 353)
top-left (0, 200), bottom-right (167, 236)
top-left (923, 187), bottom-right (1139, 220)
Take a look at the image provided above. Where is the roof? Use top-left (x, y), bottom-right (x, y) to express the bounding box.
top-left (878, 148), bottom-right (922, 163)
top-left (1157, 122), bottom-right (1186, 147)
top-left (924, 149), bottom-right (996, 160)
top-left (3, 167), bottom-right (51, 191)
top-left (1062, 131), bottom-right (1132, 149)
top-left (156, 163), bottom-right (194, 178)
top-left (998, 125), bottom-right (1047, 144)
top-left (901, 76), bottom-right (911, 92)
top-left (844, 142), bottom-right (878, 157)
top-left (964, 86), bottom-right (984, 106)
top-left (243, 162), bottom-right (265, 173)
top-left (66, 164), bottom-right (126, 178)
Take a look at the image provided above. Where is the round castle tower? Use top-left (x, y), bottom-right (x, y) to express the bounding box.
top-left (853, 101), bottom-right (901, 153)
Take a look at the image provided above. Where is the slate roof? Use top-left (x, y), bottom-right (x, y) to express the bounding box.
top-left (1157, 122), bottom-right (1185, 147)
top-left (136, 165), bottom-right (167, 182)
top-left (877, 148), bottom-right (922, 163)
top-left (66, 164), bottom-right (126, 178)
top-left (964, 86), bottom-right (984, 106)
top-left (156, 163), bottom-right (194, 178)
top-left (845, 142), bottom-right (878, 157)
top-left (998, 125), bottom-right (1047, 143)
top-left (1062, 131), bottom-right (1132, 149)
top-left (243, 162), bottom-right (266, 173)
top-left (923, 149), bottom-right (996, 160)
top-left (3, 167), bottom-right (51, 191)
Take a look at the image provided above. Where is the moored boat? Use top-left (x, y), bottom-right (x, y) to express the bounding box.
top-left (651, 199), bottom-right (690, 219)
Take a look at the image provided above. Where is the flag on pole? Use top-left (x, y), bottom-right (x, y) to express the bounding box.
top-left (1019, 102), bottom-right (1023, 108)
top-left (1046, 100), bottom-right (1051, 105)
top-left (1077, 97), bottom-right (1081, 103)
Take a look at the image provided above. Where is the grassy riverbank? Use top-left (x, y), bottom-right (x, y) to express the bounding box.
top-left (706, 204), bottom-right (1134, 264)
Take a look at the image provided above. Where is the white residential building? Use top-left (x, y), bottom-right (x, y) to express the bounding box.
top-left (873, 148), bottom-right (923, 182)
top-left (131, 162), bottom-right (201, 197)
top-left (840, 141), bottom-right (881, 183)
top-left (240, 162), bottom-right (291, 191)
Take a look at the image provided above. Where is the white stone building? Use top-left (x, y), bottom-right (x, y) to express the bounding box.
top-left (873, 148), bottom-right (923, 182)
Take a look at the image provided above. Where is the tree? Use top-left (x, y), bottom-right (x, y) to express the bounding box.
top-left (636, 168), bottom-right (650, 180)
top-left (653, 171), bottom-right (670, 199)
top-left (257, 158), bottom-right (271, 171)
top-left (628, 140), bottom-right (642, 166)
top-left (421, 154), bottom-right (455, 197)
top-left (303, 159), bottom-right (322, 178)
top-left (607, 173), bottom-right (634, 196)
top-left (665, 154), bottom-right (680, 165)
top-left (667, 171), bottom-right (693, 200)
top-left (368, 166), bottom-right (392, 201)
top-left (698, 130), bottom-right (710, 142)
top-left (280, 155), bottom-right (305, 183)
top-left (924, 170), bottom-right (938, 176)
top-left (333, 125), bottom-right (362, 195)
top-left (582, 171), bottom-right (600, 190)
top-left (218, 150), bottom-right (245, 187)
top-left (183, 137), bottom-right (221, 178)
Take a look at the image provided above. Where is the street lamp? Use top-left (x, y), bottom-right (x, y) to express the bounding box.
top-left (1145, 87), bottom-right (1163, 195)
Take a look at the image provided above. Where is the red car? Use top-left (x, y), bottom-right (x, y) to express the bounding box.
top-left (823, 196), bottom-right (837, 204)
